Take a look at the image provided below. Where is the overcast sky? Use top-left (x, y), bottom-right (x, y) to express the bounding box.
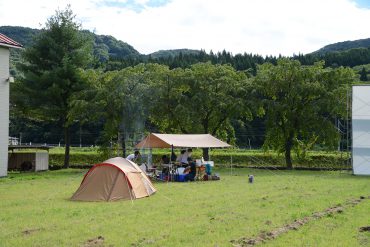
top-left (0, 0), bottom-right (370, 56)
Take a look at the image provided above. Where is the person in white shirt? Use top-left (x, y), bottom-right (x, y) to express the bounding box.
top-left (126, 150), bottom-right (141, 162)
top-left (176, 149), bottom-right (186, 163)
top-left (180, 148), bottom-right (192, 166)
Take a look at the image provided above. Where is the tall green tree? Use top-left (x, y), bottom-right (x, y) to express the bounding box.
top-left (71, 64), bottom-right (158, 157)
top-left (98, 65), bottom-right (150, 157)
top-left (253, 59), bottom-right (353, 169)
top-left (146, 65), bottom-right (186, 133)
top-left (148, 62), bottom-right (251, 159)
top-left (360, 67), bottom-right (368, 81)
top-left (14, 6), bottom-right (92, 168)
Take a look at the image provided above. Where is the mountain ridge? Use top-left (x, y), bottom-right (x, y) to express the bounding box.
top-left (313, 38), bottom-right (370, 54)
top-left (2, 25), bottom-right (370, 70)
top-left (0, 26), bottom-right (203, 60)
top-left (0, 25), bottom-right (140, 63)
top-left (3, 25), bottom-right (370, 59)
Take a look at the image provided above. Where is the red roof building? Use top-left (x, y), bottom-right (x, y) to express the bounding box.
top-left (0, 33), bottom-right (22, 49)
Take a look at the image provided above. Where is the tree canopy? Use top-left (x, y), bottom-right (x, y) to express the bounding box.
top-left (360, 67), bottom-right (368, 81)
top-left (14, 6), bottom-right (92, 168)
top-left (253, 59), bottom-right (354, 168)
top-left (145, 62), bottom-right (251, 159)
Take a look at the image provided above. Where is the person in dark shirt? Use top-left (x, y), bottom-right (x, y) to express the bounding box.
top-left (161, 155), bottom-right (170, 164)
top-left (184, 160), bottom-right (196, 182)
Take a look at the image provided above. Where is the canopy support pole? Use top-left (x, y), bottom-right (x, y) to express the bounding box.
top-left (171, 145), bottom-right (174, 161)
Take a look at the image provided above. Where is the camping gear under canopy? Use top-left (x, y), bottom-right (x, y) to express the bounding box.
top-left (71, 157), bottom-right (156, 202)
top-left (135, 133), bottom-right (231, 149)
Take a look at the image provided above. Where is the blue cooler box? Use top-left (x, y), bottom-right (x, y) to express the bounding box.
top-left (176, 174), bottom-right (186, 182)
top-left (159, 173), bottom-right (169, 181)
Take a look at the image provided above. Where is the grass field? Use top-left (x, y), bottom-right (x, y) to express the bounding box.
top-left (0, 168), bottom-right (369, 246)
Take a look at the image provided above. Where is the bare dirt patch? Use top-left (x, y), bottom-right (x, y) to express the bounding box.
top-left (231, 196), bottom-right (369, 246)
top-left (22, 228), bottom-right (42, 235)
top-left (83, 236), bottom-right (105, 247)
top-left (359, 226), bottom-right (370, 232)
top-left (264, 220), bottom-right (272, 226)
top-left (131, 237), bottom-right (157, 246)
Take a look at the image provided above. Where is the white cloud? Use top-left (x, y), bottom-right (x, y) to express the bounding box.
top-left (0, 0), bottom-right (369, 56)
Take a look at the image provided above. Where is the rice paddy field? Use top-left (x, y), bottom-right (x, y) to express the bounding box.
top-left (0, 168), bottom-right (369, 246)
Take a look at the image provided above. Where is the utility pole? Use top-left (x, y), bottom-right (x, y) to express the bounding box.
top-left (79, 124), bottom-right (82, 148)
top-left (346, 87), bottom-right (350, 169)
top-left (337, 118), bottom-right (340, 152)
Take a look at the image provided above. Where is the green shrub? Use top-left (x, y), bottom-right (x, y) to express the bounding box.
top-left (48, 149), bottom-right (350, 170)
top-left (49, 153), bottom-right (103, 169)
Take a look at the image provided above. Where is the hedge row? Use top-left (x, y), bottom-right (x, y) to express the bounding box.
top-left (49, 152), bottom-right (350, 170)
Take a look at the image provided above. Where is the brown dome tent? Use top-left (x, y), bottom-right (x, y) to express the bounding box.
top-left (71, 157), bottom-right (156, 202)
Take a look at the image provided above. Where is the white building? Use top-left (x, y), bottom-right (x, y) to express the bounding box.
top-left (352, 85), bottom-right (370, 175)
top-left (0, 33), bottom-right (22, 177)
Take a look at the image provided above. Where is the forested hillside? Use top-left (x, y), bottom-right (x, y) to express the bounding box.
top-left (149, 49), bottom-right (201, 59)
top-left (0, 25), bottom-right (140, 73)
top-left (3, 25), bottom-right (370, 74)
top-left (313, 37), bottom-right (370, 54)
top-left (106, 41), bottom-right (370, 74)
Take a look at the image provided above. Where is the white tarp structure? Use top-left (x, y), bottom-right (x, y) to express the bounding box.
top-left (352, 85), bottom-right (370, 175)
top-left (135, 133), bottom-right (231, 148)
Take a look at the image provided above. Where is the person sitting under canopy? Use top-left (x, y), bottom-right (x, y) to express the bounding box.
top-left (177, 148), bottom-right (192, 167)
top-left (161, 155), bottom-right (170, 164)
top-left (184, 159), bottom-right (196, 182)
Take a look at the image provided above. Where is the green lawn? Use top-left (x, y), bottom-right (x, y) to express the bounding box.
top-left (0, 169), bottom-right (369, 246)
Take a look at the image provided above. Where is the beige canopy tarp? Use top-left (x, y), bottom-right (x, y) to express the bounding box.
top-left (135, 133), bottom-right (231, 149)
top-left (71, 157), bottom-right (156, 202)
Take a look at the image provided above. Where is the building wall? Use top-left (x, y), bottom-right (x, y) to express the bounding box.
top-left (0, 47), bottom-right (10, 177)
top-left (352, 85), bottom-right (370, 175)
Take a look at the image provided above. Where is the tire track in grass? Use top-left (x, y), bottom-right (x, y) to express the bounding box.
top-left (230, 196), bottom-right (370, 246)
